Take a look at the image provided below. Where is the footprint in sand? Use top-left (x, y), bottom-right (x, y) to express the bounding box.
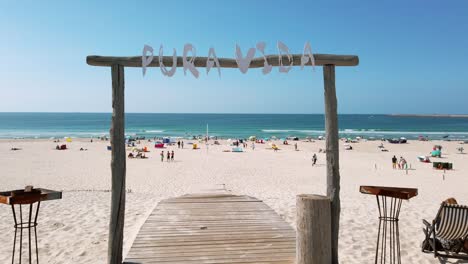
top-left (52, 222), bottom-right (65, 229)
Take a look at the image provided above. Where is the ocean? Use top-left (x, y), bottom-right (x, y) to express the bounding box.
top-left (1, 112), bottom-right (468, 140)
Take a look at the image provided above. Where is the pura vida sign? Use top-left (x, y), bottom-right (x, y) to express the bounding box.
top-left (141, 41), bottom-right (315, 78)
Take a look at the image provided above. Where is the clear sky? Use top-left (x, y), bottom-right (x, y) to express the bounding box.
top-left (1, 0), bottom-right (467, 114)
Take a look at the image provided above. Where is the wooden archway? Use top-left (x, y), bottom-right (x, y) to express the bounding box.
top-left (87, 53), bottom-right (359, 264)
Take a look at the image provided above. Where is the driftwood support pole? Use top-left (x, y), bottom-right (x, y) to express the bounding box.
top-left (323, 64), bottom-right (341, 264)
top-left (296, 194), bottom-right (332, 264)
top-left (108, 64), bottom-right (126, 264)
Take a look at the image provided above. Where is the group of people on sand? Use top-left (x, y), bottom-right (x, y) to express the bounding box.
top-left (392, 155), bottom-right (407, 169)
top-left (128, 152), bottom-right (147, 159)
top-left (177, 141), bottom-right (184, 149)
top-left (160, 150), bottom-right (174, 162)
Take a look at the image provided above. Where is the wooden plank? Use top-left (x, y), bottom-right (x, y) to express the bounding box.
top-left (128, 242), bottom-right (295, 252)
top-left (87, 54), bottom-right (359, 68)
top-left (124, 194), bottom-right (295, 263)
top-left (131, 238), bottom-right (296, 247)
top-left (323, 64), bottom-right (341, 264)
top-left (109, 64), bottom-right (126, 264)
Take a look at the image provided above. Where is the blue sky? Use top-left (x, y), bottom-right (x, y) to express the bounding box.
top-left (0, 0), bottom-right (467, 114)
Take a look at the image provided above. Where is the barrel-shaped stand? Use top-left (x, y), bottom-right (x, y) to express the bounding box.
top-left (11, 200), bottom-right (41, 264)
top-left (360, 186), bottom-right (418, 264)
top-left (375, 195), bottom-right (402, 264)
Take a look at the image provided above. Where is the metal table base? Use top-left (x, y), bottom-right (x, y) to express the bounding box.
top-left (375, 195), bottom-right (402, 264)
top-left (11, 201), bottom-right (40, 264)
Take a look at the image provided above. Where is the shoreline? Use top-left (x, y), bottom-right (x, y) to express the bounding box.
top-left (1, 138), bottom-right (467, 263)
top-left (389, 114), bottom-right (468, 118)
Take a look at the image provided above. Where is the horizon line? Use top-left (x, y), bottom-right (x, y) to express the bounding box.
top-left (0, 111), bottom-right (394, 115)
top-left (0, 111), bottom-right (468, 116)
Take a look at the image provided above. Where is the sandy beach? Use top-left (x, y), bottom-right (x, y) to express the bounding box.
top-left (0, 138), bottom-right (467, 263)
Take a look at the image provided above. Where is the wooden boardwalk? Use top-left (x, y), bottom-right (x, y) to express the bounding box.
top-left (124, 194), bottom-right (296, 264)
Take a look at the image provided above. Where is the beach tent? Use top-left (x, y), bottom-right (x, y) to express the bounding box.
top-left (431, 150), bottom-right (442, 157)
top-left (249, 136), bottom-right (256, 141)
top-left (87, 50), bottom-right (358, 263)
top-left (66, 137), bottom-right (72, 143)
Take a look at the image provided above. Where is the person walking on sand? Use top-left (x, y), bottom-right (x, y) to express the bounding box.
top-left (167, 151), bottom-right (170, 162)
top-left (181, 141), bottom-right (184, 149)
top-left (398, 156), bottom-right (404, 169)
top-left (171, 150), bottom-right (174, 161)
top-left (160, 151), bottom-right (164, 162)
top-left (251, 142), bottom-right (255, 151)
top-left (294, 143), bottom-right (298, 151)
top-left (392, 155), bottom-right (397, 169)
top-left (177, 141), bottom-right (181, 149)
top-left (312, 154), bottom-right (317, 166)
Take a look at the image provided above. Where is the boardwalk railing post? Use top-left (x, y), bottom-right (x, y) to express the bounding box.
top-left (296, 194), bottom-right (332, 264)
top-left (323, 64), bottom-right (341, 264)
top-left (109, 64), bottom-right (126, 264)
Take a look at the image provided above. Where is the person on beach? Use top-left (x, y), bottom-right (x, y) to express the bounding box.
top-left (251, 142), bottom-right (255, 150)
top-left (181, 141), bottom-right (184, 149)
top-left (401, 157), bottom-right (407, 170)
top-left (392, 155), bottom-right (397, 169)
top-left (294, 143), bottom-right (298, 151)
top-left (312, 154), bottom-right (317, 166)
top-left (177, 141), bottom-right (181, 148)
top-left (399, 156), bottom-right (407, 170)
top-left (437, 197), bottom-right (468, 252)
top-left (167, 151), bottom-right (170, 162)
top-left (171, 150), bottom-right (174, 161)
top-left (160, 151), bottom-right (164, 162)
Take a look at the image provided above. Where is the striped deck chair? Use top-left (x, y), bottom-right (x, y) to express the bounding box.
top-left (422, 202), bottom-right (468, 260)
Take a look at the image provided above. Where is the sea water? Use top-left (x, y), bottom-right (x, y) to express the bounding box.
top-left (1, 112), bottom-right (468, 140)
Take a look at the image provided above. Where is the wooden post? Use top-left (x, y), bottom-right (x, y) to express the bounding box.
top-left (296, 194), bottom-right (332, 264)
top-left (323, 64), bottom-right (341, 264)
top-left (109, 64), bottom-right (126, 264)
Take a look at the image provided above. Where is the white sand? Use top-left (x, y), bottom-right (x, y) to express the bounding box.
top-left (0, 138), bottom-right (467, 263)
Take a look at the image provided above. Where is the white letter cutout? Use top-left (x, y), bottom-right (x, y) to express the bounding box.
top-left (300, 41), bottom-right (315, 71)
top-left (256, 42), bottom-right (272, 75)
top-left (235, 44), bottom-right (256, 74)
top-left (206, 47), bottom-right (221, 77)
top-left (159, 45), bottom-right (177, 77)
top-left (183, 43), bottom-right (199, 78)
top-left (277, 41), bottom-right (293, 73)
top-left (142, 44), bottom-right (154, 76)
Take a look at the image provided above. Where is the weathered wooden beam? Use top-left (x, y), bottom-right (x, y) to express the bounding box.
top-left (296, 194), bottom-right (332, 264)
top-left (109, 64), bottom-right (126, 264)
top-left (87, 54), bottom-right (359, 68)
top-left (323, 64), bottom-right (341, 264)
